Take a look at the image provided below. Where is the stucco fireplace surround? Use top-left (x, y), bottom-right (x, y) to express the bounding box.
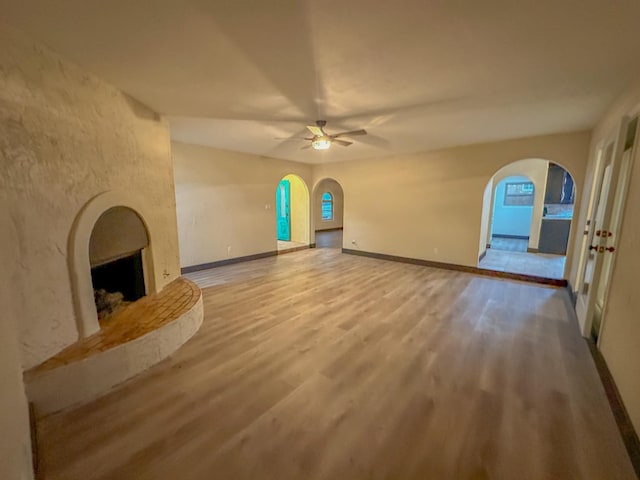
top-left (25, 191), bottom-right (203, 415)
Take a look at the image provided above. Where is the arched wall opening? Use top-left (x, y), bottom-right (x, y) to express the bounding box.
top-left (276, 174), bottom-right (310, 248)
top-left (314, 178), bottom-right (344, 231)
top-left (312, 178), bottom-right (345, 249)
top-left (69, 191), bottom-right (157, 337)
top-left (478, 159), bottom-right (577, 279)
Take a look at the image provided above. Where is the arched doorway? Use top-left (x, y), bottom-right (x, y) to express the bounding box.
top-left (478, 159), bottom-right (576, 280)
top-left (276, 174), bottom-right (310, 252)
top-left (313, 178), bottom-right (344, 249)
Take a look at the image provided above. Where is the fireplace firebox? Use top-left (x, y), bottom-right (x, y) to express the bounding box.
top-left (91, 251), bottom-right (146, 302)
top-left (88, 205), bottom-right (150, 320)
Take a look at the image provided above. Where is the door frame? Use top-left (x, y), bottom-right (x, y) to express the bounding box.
top-left (575, 113), bottom-right (639, 339)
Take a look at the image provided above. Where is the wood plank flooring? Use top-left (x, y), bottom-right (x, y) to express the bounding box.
top-left (36, 249), bottom-right (635, 480)
top-left (315, 229), bottom-right (342, 249)
top-left (479, 248), bottom-right (566, 279)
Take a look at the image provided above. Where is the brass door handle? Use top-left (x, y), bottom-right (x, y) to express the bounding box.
top-left (589, 245), bottom-right (613, 253)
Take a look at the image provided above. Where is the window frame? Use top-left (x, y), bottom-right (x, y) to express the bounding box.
top-left (321, 192), bottom-right (334, 221)
top-left (503, 181), bottom-right (535, 206)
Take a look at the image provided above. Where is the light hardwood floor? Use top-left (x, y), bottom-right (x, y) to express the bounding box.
top-left (37, 249), bottom-right (635, 479)
top-left (479, 248), bottom-right (566, 279)
top-left (479, 236), bottom-right (567, 279)
top-left (315, 229), bottom-right (342, 249)
top-left (277, 239), bottom-right (307, 251)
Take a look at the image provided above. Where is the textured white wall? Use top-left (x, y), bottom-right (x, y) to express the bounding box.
top-left (0, 207), bottom-right (34, 480)
top-left (89, 207), bottom-right (149, 266)
top-left (0, 24), bottom-right (180, 369)
top-left (0, 317), bottom-right (33, 480)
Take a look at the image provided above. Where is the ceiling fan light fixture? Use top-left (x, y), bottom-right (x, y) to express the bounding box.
top-left (300, 121), bottom-right (366, 150)
top-left (311, 136), bottom-right (331, 150)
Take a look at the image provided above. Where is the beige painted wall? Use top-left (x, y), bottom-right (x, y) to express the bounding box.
top-left (283, 174), bottom-right (309, 244)
top-left (314, 178), bottom-right (344, 231)
top-left (575, 80), bottom-right (640, 434)
top-left (486, 159), bottom-right (550, 250)
top-left (172, 142), bottom-right (312, 268)
top-left (0, 23), bottom-right (181, 369)
top-left (313, 131), bottom-right (590, 272)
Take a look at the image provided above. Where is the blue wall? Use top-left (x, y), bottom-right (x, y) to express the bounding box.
top-left (492, 175), bottom-right (534, 238)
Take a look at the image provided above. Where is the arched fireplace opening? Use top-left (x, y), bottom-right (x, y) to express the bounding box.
top-left (69, 191), bottom-right (158, 337)
top-left (89, 207), bottom-right (149, 322)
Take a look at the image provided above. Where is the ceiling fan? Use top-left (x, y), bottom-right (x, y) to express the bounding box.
top-left (291, 120), bottom-right (367, 150)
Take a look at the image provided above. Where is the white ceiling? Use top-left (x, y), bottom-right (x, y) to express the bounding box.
top-left (3, 0), bottom-right (640, 164)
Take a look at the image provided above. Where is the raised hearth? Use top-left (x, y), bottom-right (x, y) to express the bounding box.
top-left (25, 277), bottom-right (203, 415)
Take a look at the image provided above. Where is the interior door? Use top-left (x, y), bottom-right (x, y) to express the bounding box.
top-left (593, 118), bottom-right (638, 342)
top-left (276, 179), bottom-right (291, 241)
top-left (576, 116), bottom-right (638, 340)
top-left (576, 161), bottom-right (612, 336)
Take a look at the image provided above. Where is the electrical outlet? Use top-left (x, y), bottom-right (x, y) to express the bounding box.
top-left (227, 246), bottom-right (232, 255)
top-left (433, 247), bottom-right (439, 255)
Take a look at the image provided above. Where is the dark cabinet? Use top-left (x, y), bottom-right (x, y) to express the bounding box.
top-left (539, 218), bottom-right (571, 255)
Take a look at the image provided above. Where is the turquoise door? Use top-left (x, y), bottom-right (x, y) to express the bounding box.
top-left (276, 179), bottom-right (291, 241)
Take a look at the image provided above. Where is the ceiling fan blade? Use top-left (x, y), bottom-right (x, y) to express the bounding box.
top-left (332, 129), bottom-right (367, 138)
top-left (274, 137), bottom-right (313, 140)
top-left (301, 144), bottom-right (312, 150)
top-left (306, 125), bottom-right (324, 136)
top-left (332, 139), bottom-right (353, 147)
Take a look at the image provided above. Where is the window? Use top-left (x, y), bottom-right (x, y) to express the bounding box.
top-left (504, 182), bottom-right (534, 206)
top-left (321, 192), bottom-right (333, 221)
